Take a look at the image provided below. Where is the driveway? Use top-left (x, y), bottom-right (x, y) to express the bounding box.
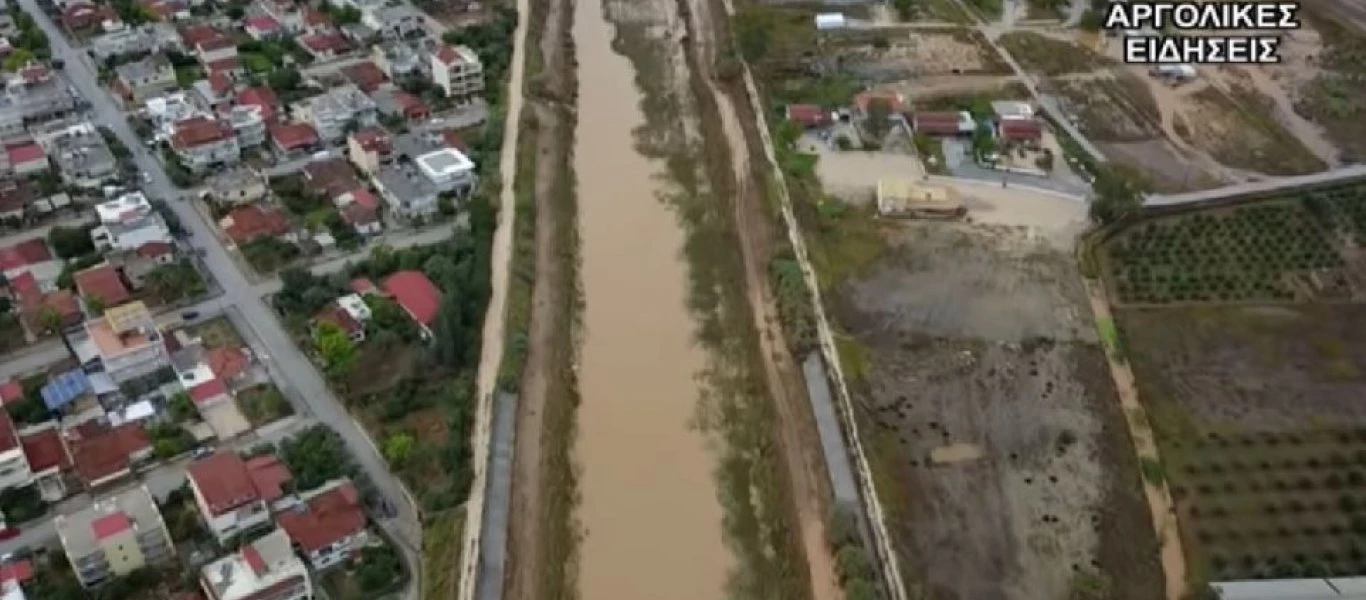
top-left (15, 0), bottom-right (423, 594)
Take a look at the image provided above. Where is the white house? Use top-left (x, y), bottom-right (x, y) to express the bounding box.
top-left (430, 44), bottom-right (482, 98)
top-left (200, 529), bottom-right (311, 600)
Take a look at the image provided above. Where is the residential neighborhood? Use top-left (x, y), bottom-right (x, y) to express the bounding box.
top-left (0, 0), bottom-right (517, 593)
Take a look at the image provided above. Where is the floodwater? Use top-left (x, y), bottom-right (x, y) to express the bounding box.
top-left (572, 0), bottom-right (729, 597)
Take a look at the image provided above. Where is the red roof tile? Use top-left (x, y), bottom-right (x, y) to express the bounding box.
top-left (208, 71), bottom-right (234, 97)
top-left (90, 512), bottom-right (131, 540)
top-left (189, 378), bottom-right (228, 404)
top-left (0, 238), bottom-right (52, 272)
top-left (171, 116), bottom-right (233, 150)
top-left (0, 560), bottom-right (33, 585)
top-left (433, 45), bottom-right (464, 66)
top-left (206, 57), bottom-right (242, 75)
top-left (392, 91), bottom-right (428, 119)
top-left (854, 91), bottom-right (906, 115)
top-left (188, 452), bottom-right (259, 515)
top-left (67, 422), bottom-right (150, 485)
top-left (0, 410), bottom-right (17, 455)
top-left (340, 202), bottom-right (378, 227)
top-left (207, 346), bottom-right (249, 380)
top-left (20, 427), bottom-right (69, 472)
top-left (197, 35), bottom-right (235, 53)
top-left (439, 130), bottom-right (467, 152)
top-left (999, 118), bottom-right (1043, 141)
top-left (785, 104), bottom-right (828, 127)
top-left (347, 188), bottom-right (379, 211)
top-left (349, 278), bottom-right (376, 295)
top-left (136, 241), bottom-right (175, 258)
top-left (351, 128), bottom-right (390, 153)
top-left (41, 290), bottom-right (81, 325)
top-left (10, 272), bottom-right (40, 312)
top-left (244, 15), bottom-right (281, 33)
top-left (73, 264), bottom-right (130, 306)
top-left (302, 159), bottom-right (363, 199)
top-left (6, 143), bottom-right (44, 166)
top-left (242, 544), bottom-right (267, 575)
top-left (178, 24), bottom-right (221, 47)
top-left (237, 87), bottom-right (279, 122)
top-left (300, 32), bottom-right (351, 54)
top-left (382, 270), bottom-right (440, 326)
top-left (340, 62), bottom-right (387, 93)
top-left (315, 303), bottom-right (362, 336)
top-left (223, 204), bottom-right (291, 244)
top-left (276, 481), bottom-right (366, 553)
top-left (269, 122), bottom-right (319, 151)
top-left (245, 454), bottom-right (291, 503)
top-left (0, 380), bottom-right (22, 405)
top-left (913, 111), bottom-right (969, 136)
top-left (302, 7), bottom-right (330, 27)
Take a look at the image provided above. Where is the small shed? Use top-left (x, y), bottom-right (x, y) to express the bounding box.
top-left (912, 111), bottom-right (976, 136)
top-left (998, 118), bottom-right (1043, 144)
top-left (786, 104), bottom-right (831, 128)
top-left (990, 100), bottom-right (1034, 120)
top-left (1151, 64), bottom-right (1197, 80)
top-left (876, 180), bottom-right (965, 219)
top-left (815, 13), bottom-right (846, 30)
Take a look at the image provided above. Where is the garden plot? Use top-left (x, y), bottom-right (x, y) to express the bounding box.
top-left (1048, 73), bottom-right (1160, 143)
top-left (836, 222), bottom-right (1162, 600)
top-left (1182, 85), bottom-right (1327, 176)
top-left (1117, 304), bottom-right (1366, 581)
top-left (1102, 184), bottom-right (1366, 305)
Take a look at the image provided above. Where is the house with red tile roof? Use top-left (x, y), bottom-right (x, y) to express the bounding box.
top-left (313, 302), bottom-right (365, 343)
top-left (72, 263), bottom-right (131, 309)
top-left (340, 203), bottom-right (381, 236)
top-left (237, 87), bottom-right (280, 123)
top-left (61, 3), bottom-right (119, 32)
top-left (139, 0), bottom-right (190, 21)
top-left (219, 204), bottom-right (292, 246)
top-left (0, 380), bottom-right (22, 406)
top-left (430, 44), bottom-right (483, 98)
top-left (340, 61), bottom-right (388, 93)
top-left (0, 410), bottom-right (30, 493)
top-left (244, 15), bottom-right (284, 40)
top-left (207, 346), bottom-right (250, 383)
top-left (302, 158), bottom-right (365, 200)
top-left (382, 270), bottom-right (441, 336)
top-left (912, 111), bottom-right (975, 137)
top-left (268, 122), bottom-right (320, 155)
top-left (171, 116), bottom-right (240, 173)
top-left (187, 451), bottom-right (272, 543)
top-left (0, 237), bottom-right (60, 289)
top-left (64, 421), bottom-right (152, 488)
top-left (299, 32), bottom-right (352, 61)
top-left (346, 128), bottom-right (393, 175)
top-left (6, 142), bottom-right (47, 176)
top-left (275, 479), bottom-right (367, 570)
top-left (785, 104), bottom-right (830, 128)
top-left (998, 117), bottom-right (1043, 145)
top-left (854, 90), bottom-right (906, 117)
top-left (189, 377), bottom-right (230, 407)
top-left (349, 278), bottom-right (377, 296)
top-left (244, 454), bottom-right (292, 504)
top-left (21, 424), bottom-right (70, 501)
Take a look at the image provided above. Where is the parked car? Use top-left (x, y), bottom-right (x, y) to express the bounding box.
top-left (181, 311), bottom-right (200, 321)
top-left (191, 446), bottom-right (214, 459)
top-left (0, 527), bottom-right (21, 541)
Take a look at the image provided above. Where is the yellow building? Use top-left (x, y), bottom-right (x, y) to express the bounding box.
top-left (54, 485), bottom-right (175, 588)
top-left (876, 179), bottom-right (965, 219)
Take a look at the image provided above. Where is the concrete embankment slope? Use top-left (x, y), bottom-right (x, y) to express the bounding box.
top-left (1145, 165), bottom-right (1366, 206)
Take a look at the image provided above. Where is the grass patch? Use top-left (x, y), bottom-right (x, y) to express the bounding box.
top-left (421, 510), bottom-right (465, 600)
top-left (835, 333), bottom-right (870, 383)
top-left (1296, 9), bottom-right (1366, 162)
top-left (236, 383), bottom-right (294, 427)
top-left (189, 316), bottom-right (244, 348)
top-left (1139, 457), bottom-right (1165, 485)
top-left (998, 31), bottom-right (1113, 75)
top-left (1193, 84), bottom-right (1326, 176)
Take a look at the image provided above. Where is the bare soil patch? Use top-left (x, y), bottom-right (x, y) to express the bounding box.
top-left (822, 28), bottom-right (1010, 78)
top-left (1185, 85), bottom-right (1327, 177)
top-left (1048, 72), bottom-right (1160, 143)
top-left (836, 223), bottom-right (1162, 600)
top-left (999, 31), bottom-right (1115, 76)
top-left (1094, 141), bottom-right (1224, 193)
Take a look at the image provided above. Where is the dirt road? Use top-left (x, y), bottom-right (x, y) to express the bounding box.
top-left (459, 0), bottom-right (532, 590)
top-left (681, 0), bottom-right (842, 596)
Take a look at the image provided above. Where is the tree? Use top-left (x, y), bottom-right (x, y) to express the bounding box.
top-left (382, 431), bottom-right (415, 467)
top-left (313, 322), bottom-right (357, 376)
top-left (892, 0), bottom-right (915, 19)
top-left (972, 121), bottom-right (998, 159)
top-left (2, 48), bottom-right (33, 71)
top-left (280, 425), bottom-right (355, 489)
top-left (355, 545), bottom-right (401, 592)
top-left (1089, 164), bottom-right (1148, 225)
top-left (844, 580), bottom-right (879, 600)
top-left (834, 546), bottom-right (874, 583)
top-left (366, 296), bottom-right (418, 341)
top-left (169, 391), bottom-right (195, 423)
top-left (47, 225), bottom-right (96, 259)
top-left (864, 98), bottom-right (893, 142)
top-left (267, 68), bottom-right (301, 93)
top-left (430, 288), bottom-right (469, 368)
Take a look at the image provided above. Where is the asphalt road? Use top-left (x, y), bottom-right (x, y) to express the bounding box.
top-left (15, 0), bottom-right (424, 594)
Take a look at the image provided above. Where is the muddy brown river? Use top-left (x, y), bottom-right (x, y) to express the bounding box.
top-left (572, 0), bottom-right (730, 597)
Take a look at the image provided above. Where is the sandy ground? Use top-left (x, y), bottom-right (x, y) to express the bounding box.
top-left (832, 200), bottom-right (1164, 600)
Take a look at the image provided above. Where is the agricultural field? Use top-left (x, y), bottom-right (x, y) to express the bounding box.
top-left (1102, 181), bottom-right (1366, 582)
top-left (999, 31), bottom-right (1114, 76)
top-left (1102, 183), bottom-right (1366, 305)
top-left (837, 214), bottom-right (1161, 600)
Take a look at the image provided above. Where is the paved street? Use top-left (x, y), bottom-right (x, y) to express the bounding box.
top-left (15, 0), bottom-right (424, 595)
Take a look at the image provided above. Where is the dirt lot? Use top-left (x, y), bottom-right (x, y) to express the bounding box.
top-left (820, 28), bottom-right (1010, 79)
top-left (834, 214), bottom-right (1162, 600)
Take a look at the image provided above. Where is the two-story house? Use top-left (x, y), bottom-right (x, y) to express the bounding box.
top-left (275, 479), bottom-right (368, 570)
top-left (361, 3), bottom-right (424, 40)
top-left (114, 55), bottom-right (175, 104)
top-left (200, 529), bottom-right (312, 600)
top-left (170, 116), bottom-right (240, 173)
top-left (53, 485), bottom-right (174, 588)
top-left (0, 411), bottom-right (32, 493)
top-left (83, 302), bottom-right (169, 384)
top-left (187, 451), bottom-right (273, 544)
top-left (292, 85), bottom-right (377, 142)
top-left (430, 44), bottom-right (483, 98)
top-left (345, 127), bottom-right (392, 176)
top-left (91, 192), bottom-right (174, 252)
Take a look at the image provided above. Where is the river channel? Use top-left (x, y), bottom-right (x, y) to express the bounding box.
top-left (571, 0), bottom-right (730, 596)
